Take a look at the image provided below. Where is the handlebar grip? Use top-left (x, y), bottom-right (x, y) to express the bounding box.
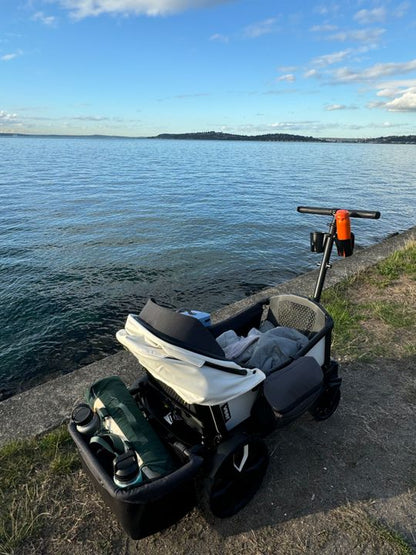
top-left (297, 206), bottom-right (381, 219)
top-left (297, 206), bottom-right (335, 216)
top-left (348, 209), bottom-right (381, 219)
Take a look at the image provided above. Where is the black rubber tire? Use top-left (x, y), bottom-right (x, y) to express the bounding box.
top-left (201, 435), bottom-right (269, 518)
top-left (309, 386), bottom-right (341, 421)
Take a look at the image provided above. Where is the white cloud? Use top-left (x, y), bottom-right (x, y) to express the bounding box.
top-left (58, 0), bottom-right (234, 18)
top-left (209, 33), bottom-right (229, 43)
top-left (325, 104), bottom-right (346, 111)
top-left (310, 24), bottom-right (338, 32)
top-left (0, 110), bottom-right (18, 124)
top-left (367, 100), bottom-right (387, 109)
top-left (377, 79), bottom-right (416, 89)
top-left (304, 68), bottom-right (320, 78)
top-left (368, 80), bottom-right (416, 112)
top-left (267, 119), bottom-right (383, 134)
top-left (72, 115), bottom-right (113, 121)
top-left (325, 103), bottom-right (357, 111)
top-left (353, 8), bottom-right (386, 25)
top-left (243, 18), bottom-right (278, 39)
top-left (329, 28), bottom-right (385, 44)
top-left (312, 49), bottom-right (352, 67)
top-left (376, 88), bottom-right (401, 98)
top-left (269, 121), bottom-right (317, 131)
top-left (278, 65), bottom-right (297, 73)
top-left (1, 50), bottom-right (23, 61)
top-left (210, 18), bottom-right (278, 43)
top-left (277, 73), bottom-right (295, 82)
top-left (385, 88), bottom-right (416, 111)
top-left (314, 4), bottom-right (341, 17)
top-left (32, 11), bottom-right (58, 26)
top-left (333, 59), bottom-right (416, 83)
top-left (393, 2), bottom-right (411, 18)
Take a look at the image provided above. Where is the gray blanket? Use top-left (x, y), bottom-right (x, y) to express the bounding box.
top-left (216, 323), bottom-right (308, 374)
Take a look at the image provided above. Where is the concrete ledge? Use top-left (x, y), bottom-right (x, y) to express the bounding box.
top-left (1, 225), bottom-right (415, 447)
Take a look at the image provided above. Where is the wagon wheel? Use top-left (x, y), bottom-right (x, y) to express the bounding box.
top-left (309, 386), bottom-right (341, 421)
top-left (201, 435), bottom-right (269, 518)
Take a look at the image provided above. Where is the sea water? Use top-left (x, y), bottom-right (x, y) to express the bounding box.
top-left (1, 137), bottom-right (415, 398)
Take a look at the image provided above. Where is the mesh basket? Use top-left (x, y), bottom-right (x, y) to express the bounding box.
top-left (268, 294), bottom-right (328, 336)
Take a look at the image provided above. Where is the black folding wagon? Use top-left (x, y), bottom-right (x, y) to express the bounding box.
top-left (69, 205), bottom-right (380, 538)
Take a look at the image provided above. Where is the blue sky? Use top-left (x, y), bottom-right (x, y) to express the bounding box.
top-left (1, 0), bottom-right (416, 138)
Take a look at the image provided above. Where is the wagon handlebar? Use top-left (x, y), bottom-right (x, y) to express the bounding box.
top-left (297, 206), bottom-right (381, 219)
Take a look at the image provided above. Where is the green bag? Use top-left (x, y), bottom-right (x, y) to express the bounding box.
top-left (87, 376), bottom-right (176, 481)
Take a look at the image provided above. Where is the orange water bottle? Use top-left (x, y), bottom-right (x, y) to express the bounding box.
top-left (335, 209), bottom-right (354, 257)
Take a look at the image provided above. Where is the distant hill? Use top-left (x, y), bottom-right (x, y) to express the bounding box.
top-left (152, 131), bottom-right (322, 142)
top-left (1, 131), bottom-right (415, 143)
top-left (362, 135), bottom-right (416, 144)
top-left (152, 131), bottom-right (416, 143)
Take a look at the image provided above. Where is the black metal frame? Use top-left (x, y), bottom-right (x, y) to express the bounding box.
top-left (297, 206), bottom-right (380, 302)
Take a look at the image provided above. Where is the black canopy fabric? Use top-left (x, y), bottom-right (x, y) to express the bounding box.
top-left (138, 299), bottom-right (226, 360)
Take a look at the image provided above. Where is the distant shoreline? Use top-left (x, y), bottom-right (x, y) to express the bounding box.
top-left (1, 131), bottom-right (415, 144)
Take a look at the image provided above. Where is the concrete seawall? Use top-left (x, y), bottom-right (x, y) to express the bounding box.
top-left (1, 225), bottom-right (415, 447)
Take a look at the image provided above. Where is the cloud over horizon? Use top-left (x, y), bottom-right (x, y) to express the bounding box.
top-left (385, 89), bottom-right (416, 111)
top-left (333, 59), bottom-right (416, 83)
top-left (57, 0), bottom-right (235, 18)
top-left (0, 110), bottom-right (18, 126)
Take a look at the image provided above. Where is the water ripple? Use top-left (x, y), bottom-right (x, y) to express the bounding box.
top-left (0, 137), bottom-right (415, 398)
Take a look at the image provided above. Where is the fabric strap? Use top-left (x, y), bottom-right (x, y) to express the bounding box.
top-left (89, 432), bottom-right (127, 456)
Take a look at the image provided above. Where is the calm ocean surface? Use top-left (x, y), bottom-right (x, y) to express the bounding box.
top-left (1, 137), bottom-right (415, 398)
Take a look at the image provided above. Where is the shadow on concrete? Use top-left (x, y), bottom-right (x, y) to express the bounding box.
top-left (128, 354), bottom-right (415, 553)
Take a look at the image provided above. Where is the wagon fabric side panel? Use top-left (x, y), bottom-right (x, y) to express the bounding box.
top-left (117, 315), bottom-right (266, 407)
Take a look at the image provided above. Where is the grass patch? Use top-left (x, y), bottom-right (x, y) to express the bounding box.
top-left (374, 240), bottom-right (416, 287)
top-left (333, 505), bottom-right (413, 555)
top-left (0, 427), bottom-right (79, 554)
top-left (321, 282), bottom-right (364, 360)
top-left (322, 241), bottom-right (416, 361)
top-left (0, 427), bottom-right (75, 492)
top-left (372, 522), bottom-right (414, 555)
top-left (0, 484), bottom-right (47, 555)
top-left (364, 301), bottom-right (415, 329)
top-left (0, 426), bottom-right (125, 555)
